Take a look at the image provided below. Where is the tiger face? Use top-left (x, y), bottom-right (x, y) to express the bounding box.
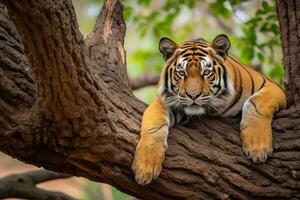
top-left (159, 34), bottom-right (233, 116)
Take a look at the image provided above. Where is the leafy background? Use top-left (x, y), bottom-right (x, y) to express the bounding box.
top-left (74, 0), bottom-right (283, 106)
top-left (0, 0), bottom-right (284, 199)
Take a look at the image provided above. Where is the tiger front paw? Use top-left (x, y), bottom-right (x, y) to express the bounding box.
top-left (132, 136), bottom-right (166, 185)
top-left (241, 127), bottom-right (273, 163)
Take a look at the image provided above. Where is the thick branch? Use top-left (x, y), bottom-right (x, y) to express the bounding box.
top-left (0, 169), bottom-right (75, 200)
top-left (5, 0), bottom-right (104, 139)
top-left (130, 74), bottom-right (160, 90)
top-left (0, 2), bottom-right (35, 108)
top-left (0, 0), bottom-right (299, 200)
top-left (85, 0), bottom-right (129, 90)
top-left (0, 2), bottom-right (35, 138)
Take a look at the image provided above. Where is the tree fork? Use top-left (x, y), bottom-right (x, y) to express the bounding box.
top-left (0, 0), bottom-right (299, 199)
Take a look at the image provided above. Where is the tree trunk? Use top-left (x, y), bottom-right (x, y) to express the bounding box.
top-left (276, 0), bottom-right (300, 104)
top-left (0, 0), bottom-right (299, 199)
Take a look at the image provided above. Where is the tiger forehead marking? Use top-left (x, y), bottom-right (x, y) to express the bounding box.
top-left (159, 36), bottom-right (233, 116)
top-left (177, 42), bottom-right (210, 62)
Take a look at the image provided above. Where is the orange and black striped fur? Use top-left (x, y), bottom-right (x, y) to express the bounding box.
top-left (132, 34), bottom-right (287, 185)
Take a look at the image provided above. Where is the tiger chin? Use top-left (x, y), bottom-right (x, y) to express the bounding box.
top-left (131, 34), bottom-right (287, 185)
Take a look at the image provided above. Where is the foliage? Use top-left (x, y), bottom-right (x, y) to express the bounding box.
top-left (75, 0), bottom-right (284, 101)
top-left (123, 0), bottom-right (283, 85)
top-left (80, 181), bottom-right (132, 200)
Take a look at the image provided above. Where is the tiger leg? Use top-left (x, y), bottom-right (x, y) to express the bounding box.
top-left (240, 86), bottom-right (286, 163)
top-left (132, 96), bottom-right (169, 185)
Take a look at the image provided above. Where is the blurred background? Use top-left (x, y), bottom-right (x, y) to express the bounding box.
top-left (0, 0), bottom-right (283, 199)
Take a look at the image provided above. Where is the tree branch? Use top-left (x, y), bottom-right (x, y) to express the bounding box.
top-left (5, 0), bottom-right (103, 139)
top-left (130, 74), bottom-right (160, 90)
top-left (0, 2), bottom-right (35, 109)
top-left (85, 0), bottom-right (129, 90)
top-left (0, 169), bottom-right (75, 200)
top-left (0, 0), bottom-right (299, 199)
top-left (0, 1), bottom-right (36, 140)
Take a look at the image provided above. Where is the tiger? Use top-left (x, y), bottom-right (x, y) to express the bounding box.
top-left (131, 34), bottom-right (287, 185)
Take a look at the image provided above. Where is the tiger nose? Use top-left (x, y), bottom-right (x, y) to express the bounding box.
top-left (186, 91), bottom-right (201, 100)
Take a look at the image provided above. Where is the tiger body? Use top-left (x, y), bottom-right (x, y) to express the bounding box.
top-left (132, 35), bottom-right (287, 185)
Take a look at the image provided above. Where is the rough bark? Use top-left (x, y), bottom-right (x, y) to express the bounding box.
top-left (0, 0), bottom-right (299, 199)
top-left (276, 0), bottom-right (300, 104)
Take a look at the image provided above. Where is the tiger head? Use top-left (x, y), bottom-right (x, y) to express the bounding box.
top-left (159, 34), bottom-right (232, 116)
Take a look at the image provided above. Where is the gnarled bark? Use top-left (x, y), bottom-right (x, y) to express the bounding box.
top-left (276, 0), bottom-right (300, 104)
top-left (0, 0), bottom-right (299, 199)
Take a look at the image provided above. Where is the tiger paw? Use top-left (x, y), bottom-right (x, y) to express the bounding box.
top-left (132, 139), bottom-right (165, 185)
top-left (241, 128), bottom-right (273, 163)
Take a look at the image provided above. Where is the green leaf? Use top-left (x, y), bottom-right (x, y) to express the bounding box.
top-left (256, 52), bottom-right (264, 62)
top-left (241, 47), bottom-right (254, 63)
top-left (137, 0), bottom-right (151, 6)
top-left (123, 6), bottom-right (133, 21)
top-left (246, 17), bottom-right (262, 26)
top-left (209, 1), bottom-right (232, 19)
top-left (187, 0), bottom-right (196, 9)
top-left (270, 23), bottom-right (279, 34)
top-left (268, 64), bottom-right (284, 85)
top-left (262, 1), bottom-right (269, 10)
top-left (249, 28), bottom-right (257, 44)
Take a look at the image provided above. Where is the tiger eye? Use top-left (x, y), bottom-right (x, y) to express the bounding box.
top-left (178, 70), bottom-right (185, 77)
top-left (203, 69), bottom-right (210, 76)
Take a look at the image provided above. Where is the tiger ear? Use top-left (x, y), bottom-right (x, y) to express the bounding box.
top-left (159, 37), bottom-right (177, 61)
top-left (212, 34), bottom-right (231, 57)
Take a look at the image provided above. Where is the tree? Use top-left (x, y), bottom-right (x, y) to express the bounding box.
top-left (0, 0), bottom-right (299, 199)
top-left (0, 170), bottom-right (74, 199)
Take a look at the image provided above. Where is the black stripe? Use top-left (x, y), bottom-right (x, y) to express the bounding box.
top-left (182, 57), bottom-right (189, 62)
top-left (249, 74), bottom-right (254, 94)
top-left (148, 124), bottom-right (167, 134)
top-left (198, 48), bottom-right (208, 54)
top-left (213, 67), bottom-right (222, 95)
top-left (239, 64), bottom-right (254, 95)
top-left (224, 87), bottom-right (243, 114)
top-left (264, 75), bottom-right (289, 108)
top-left (221, 65), bottom-right (243, 115)
top-left (229, 56), bottom-right (255, 95)
top-left (232, 110), bottom-right (242, 118)
top-left (240, 65), bottom-right (254, 94)
top-left (220, 64), bottom-right (228, 92)
top-left (181, 53), bottom-right (193, 57)
top-left (164, 66), bottom-right (169, 91)
top-left (249, 99), bottom-right (263, 116)
top-left (257, 77), bottom-right (266, 91)
top-left (193, 52), bottom-right (206, 57)
top-left (170, 69), bottom-right (177, 94)
top-left (264, 75), bottom-right (287, 95)
top-left (180, 48), bottom-right (190, 55)
top-left (259, 74), bottom-right (288, 108)
top-left (213, 84), bottom-right (222, 95)
top-left (196, 44), bottom-right (208, 48)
